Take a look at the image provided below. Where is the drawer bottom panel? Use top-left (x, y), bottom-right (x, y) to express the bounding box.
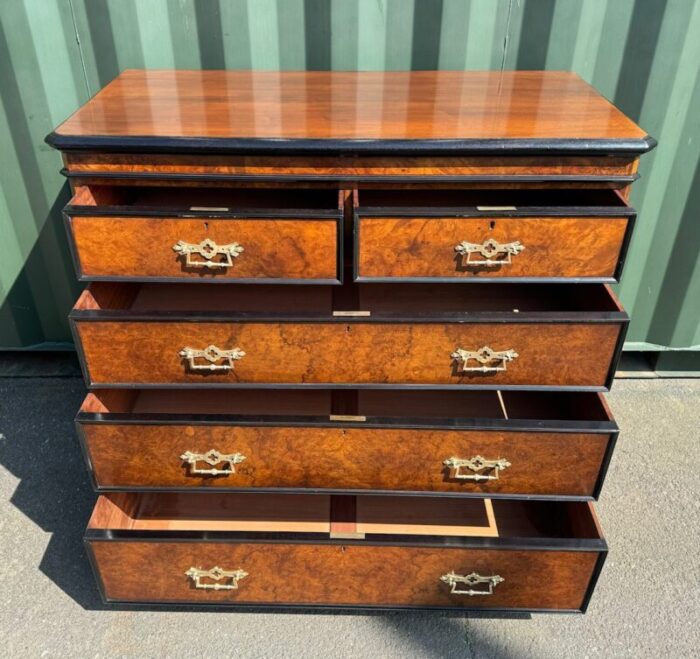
top-left (88, 540), bottom-right (601, 611)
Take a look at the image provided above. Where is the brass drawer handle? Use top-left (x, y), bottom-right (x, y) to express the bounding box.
top-left (455, 238), bottom-right (524, 266)
top-left (180, 449), bottom-right (246, 475)
top-left (441, 572), bottom-right (504, 596)
top-left (180, 345), bottom-right (245, 372)
top-left (452, 346), bottom-right (518, 373)
top-left (173, 238), bottom-right (244, 269)
top-left (444, 455), bottom-right (511, 481)
top-left (186, 566), bottom-right (248, 591)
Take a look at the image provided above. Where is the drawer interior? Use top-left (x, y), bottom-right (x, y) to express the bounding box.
top-left (81, 389), bottom-right (613, 423)
top-left (74, 281), bottom-right (623, 315)
top-left (69, 184), bottom-right (342, 212)
top-left (356, 188), bottom-right (630, 210)
top-left (88, 493), bottom-right (603, 541)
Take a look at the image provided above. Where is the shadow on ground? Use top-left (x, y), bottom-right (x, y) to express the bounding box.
top-left (0, 374), bottom-right (531, 644)
top-left (0, 377), bottom-right (101, 607)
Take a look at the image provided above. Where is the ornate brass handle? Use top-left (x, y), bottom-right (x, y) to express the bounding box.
top-left (452, 346), bottom-right (518, 373)
top-left (180, 449), bottom-right (246, 475)
top-left (180, 345), bottom-right (245, 372)
top-left (441, 572), bottom-right (504, 596)
top-left (186, 566), bottom-right (248, 591)
top-left (173, 238), bottom-right (244, 269)
top-left (455, 238), bottom-right (524, 266)
top-left (444, 455), bottom-right (511, 481)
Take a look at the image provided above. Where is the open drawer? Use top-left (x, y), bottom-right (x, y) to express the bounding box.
top-left (64, 185), bottom-right (343, 283)
top-left (354, 188), bottom-right (635, 282)
top-left (70, 281), bottom-right (627, 390)
top-left (86, 493), bottom-right (606, 612)
top-left (77, 389), bottom-right (617, 499)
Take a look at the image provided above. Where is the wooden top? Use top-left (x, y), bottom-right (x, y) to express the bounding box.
top-left (49, 70), bottom-right (653, 155)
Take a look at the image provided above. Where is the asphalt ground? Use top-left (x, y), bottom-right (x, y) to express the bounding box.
top-left (0, 376), bottom-right (698, 658)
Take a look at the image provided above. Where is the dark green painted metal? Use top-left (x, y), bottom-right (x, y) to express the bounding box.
top-left (1, 0), bottom-right (698, 352)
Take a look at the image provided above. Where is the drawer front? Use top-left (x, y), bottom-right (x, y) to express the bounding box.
top-left (89, 540), bottom-right (600, 610)
top-left (75, 321), bottom-right (621, 387)
top-left (82, 423), bottom-right (610, 497)
top-left (357, 216), bottom-right (629, 281)
top-left (68, 216), bottom-right (339, 282)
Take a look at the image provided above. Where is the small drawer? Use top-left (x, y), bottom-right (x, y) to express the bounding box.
top-left (355, 189), bottom-right (635, 282)
top-left (70, 281), bottom-right (627, 390)
top-left (65, 185), bottom-right (343, 283)
top-left (77, 389), bottom-right (617, 499)
top-left (86, 493), bottom-right (606, 611)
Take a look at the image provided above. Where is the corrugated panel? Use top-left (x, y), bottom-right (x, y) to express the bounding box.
top-left (1, 0), bottom-right (698, 351)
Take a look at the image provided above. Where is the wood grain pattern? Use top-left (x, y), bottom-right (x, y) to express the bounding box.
top-left (81, 422), bottom-right (609, 496)
top-left (357, 216), bottom-right (628, 279)
top-left (74, 321), bottom-right (622, 387)
top-left (63, 152), bottom-right (639, 180)
top-left (69, 216), bottom-right (338, 280)
top-left (54, 70), bottom-right (645, 141)
top-left (89, 540), bottom-right (599, 609)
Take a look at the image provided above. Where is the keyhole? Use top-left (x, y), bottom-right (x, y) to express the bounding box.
top-left (203, 221), bottom-right (209, 230)
top-left (489, 221), bottom-right (496, 230)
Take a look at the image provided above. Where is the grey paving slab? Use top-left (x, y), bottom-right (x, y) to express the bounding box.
top-left (0, 377), bottom-right (698, 658)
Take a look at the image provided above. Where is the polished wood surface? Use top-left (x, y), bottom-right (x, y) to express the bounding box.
top-left (69, 216), bottom-right (338, 281)
top-left (358, 216), bottom-right (628, 280)
top-left (55, 70), bottom-right (646, 142)
top-left (81, 421), bottom-right (609, 496)
top-left (74, 320), bottom-right (621, 387)
top-left (89, 540), bottom-right (599, 609)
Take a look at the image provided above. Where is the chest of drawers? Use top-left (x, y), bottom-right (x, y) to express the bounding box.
top-left (49, 70), bottom-right (654, 612)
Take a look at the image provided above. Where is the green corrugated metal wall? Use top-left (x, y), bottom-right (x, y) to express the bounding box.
top-left (1, 0), bottom-right (699, 352)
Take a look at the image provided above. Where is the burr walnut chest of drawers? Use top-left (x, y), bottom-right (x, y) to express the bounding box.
top-left (48, 70), bottom-right (654, 612)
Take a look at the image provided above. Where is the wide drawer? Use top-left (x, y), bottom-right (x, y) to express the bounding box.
top-left (86, 493), bottom-right (606, 611)
top-left (78, 389), bottom-right (617, 498)
top-left (355, 189), bottom-right (635, 282)
top-left (65, 185), bottom-right (342, 283)
top-left (71, 282), bottom-right (627, 390)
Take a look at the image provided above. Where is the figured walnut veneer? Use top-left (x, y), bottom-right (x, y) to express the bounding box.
top-left (69, 216), bottom-right (338, 281)
top-left (357, 216), bottom-right (628, 280)
top-left (74, 321), bottom-right (621, 387)
top-left (89, 541), bottom-right (599, 610)
top-left (82, 423), bottom-right (609, 497)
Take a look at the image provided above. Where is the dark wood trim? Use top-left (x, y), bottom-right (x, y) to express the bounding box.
top-left (605, 318), bottom-right (629, 390)
top-left (580, 550), bottom-right (608, 613)
top-left (355, 207), bottom-right (636, 219)
top-left (84, 530), bottom-right (607, 552)
top-left (592, 429), bottom-right (619, 500)
top-left (47, 132), bottom-right (657, 156)
top-left (76, 410), bottom-right (618, 435)
top-left (69, 310), bottom-right (629, 324)
top-left (65, 206), bottom-right (343, 219)
top-left (73, 380), bottom-right (614, 393)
